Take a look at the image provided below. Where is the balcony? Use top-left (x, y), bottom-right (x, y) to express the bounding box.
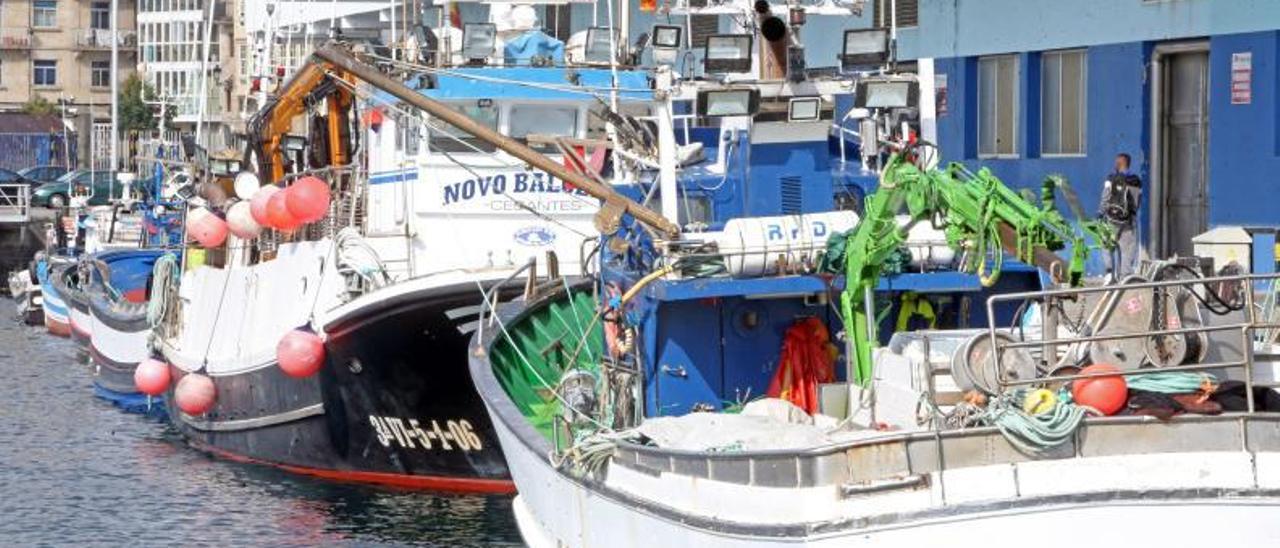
top-left (0, 28), bottom-right (32, 50)
top-left (74, 28), bottom-right (137, 50)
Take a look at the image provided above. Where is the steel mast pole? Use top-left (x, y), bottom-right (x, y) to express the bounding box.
top-left (110, 0), bottom-right (119, 171)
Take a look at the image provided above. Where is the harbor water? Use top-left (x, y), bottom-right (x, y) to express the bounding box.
top-left (0, 309), bottom-right (521, 547)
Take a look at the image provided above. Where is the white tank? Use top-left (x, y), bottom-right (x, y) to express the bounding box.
top-left (717, 212), bottom-right (858, 277)
top-left (898, 215), bottom-right (957, 269)
top-left (712, 212), bottom-right (957, 278)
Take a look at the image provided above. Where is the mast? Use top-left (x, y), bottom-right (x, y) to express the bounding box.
top-left (109, 0), bottom-right (119, 171)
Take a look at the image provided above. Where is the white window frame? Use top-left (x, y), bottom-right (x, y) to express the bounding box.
top-left (1040, 49), bottom-right (1088, 158)
top-left (91, 60), bottom-right (110, 88)
top-left (90, 2), bottom-right (110, 30)
top-left (977, 54), bottom-right (1020, 159)
top-left (32, 0), bottom-right (58, 28)
top-left (33, 60), bottom-right (57, 87)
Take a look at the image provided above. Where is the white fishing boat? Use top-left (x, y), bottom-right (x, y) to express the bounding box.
top-left (468, 1), bottom-right (1280, 543)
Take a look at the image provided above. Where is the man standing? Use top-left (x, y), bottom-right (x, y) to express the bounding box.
top-left (1099, 153), bottom-right (1142, 277)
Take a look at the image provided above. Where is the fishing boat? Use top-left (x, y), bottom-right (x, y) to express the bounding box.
top-left (87, 248), bottom-right (170, 411)
top-left (37, 252), bottom-right (73, 337)
top-left (152, 24), bottom-right (659, 491)
top-left (468, 4), bottom-right (1280, 545)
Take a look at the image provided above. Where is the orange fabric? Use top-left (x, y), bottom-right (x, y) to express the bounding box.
top-left (766, 318), bottom-right (836, 414)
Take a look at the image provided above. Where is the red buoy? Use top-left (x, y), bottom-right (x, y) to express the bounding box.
top-left (1072, 364), bottom-right (1128, 416)
top-left (134, 358), bottom-right (171, 396)
top-left (188, 207), bottom-right (229, 248)
top-left (277, 329), bottom-right (326, 378)
top-left (285, 176), bottom-right (331, 223)
top-left (266, 189), bottom-right (302, 232)
top-left (249, 185), bottom-right (280, 226)
top-left (175, 373), bottom-right (217, 415)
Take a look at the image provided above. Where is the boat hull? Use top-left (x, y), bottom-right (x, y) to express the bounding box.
top-left (87, 249), bottom-right (166, 411)
top-left (165, 277), bottom-right (517, 493)
top-left (471, 288), bottom-right (1280, 548)
top-left (38, 259), bottom-right (70, 337)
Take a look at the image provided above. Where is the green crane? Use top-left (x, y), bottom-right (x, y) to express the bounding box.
top-left (839, 152), bottom-right (1116, 385)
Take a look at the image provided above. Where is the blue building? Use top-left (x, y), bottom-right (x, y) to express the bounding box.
top-left (885, 0), bottom-right (1280, 259)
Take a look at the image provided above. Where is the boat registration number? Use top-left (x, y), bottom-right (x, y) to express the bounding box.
top-left (368, 415), bottom-right (483, 452)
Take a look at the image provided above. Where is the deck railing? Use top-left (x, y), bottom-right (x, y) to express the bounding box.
top-left (985, 271), bottom-right (1279, 413)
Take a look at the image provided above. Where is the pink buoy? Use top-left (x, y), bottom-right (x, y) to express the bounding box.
top-left (249, 185), bottom-right (281, 226)
top-left (277, 329), bottom-right (326, 378)
top-left (266, 189), bottom-right (302, 232)
top-left (286, 176), bottom-right (331, 223)
top-left (188, 207), bottom-right (229, 248)
top-left (226, 200), bottom-right (262, 239)
top-left (174, 373), bottom-right (217, 415)
top-left (134, 358), bottom-right (171, 396)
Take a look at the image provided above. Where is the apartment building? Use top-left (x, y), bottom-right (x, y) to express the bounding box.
top-left (0, 0), bottom-right (137, 166)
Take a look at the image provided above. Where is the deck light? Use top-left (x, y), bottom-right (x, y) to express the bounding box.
top-left (585, 27), bottom-right (618, 64)
top-left (788, 97), bottom-right (821, 122)
top-left (651, 25), bottom-right (682, 65)
top-left (840, 28), bottom-right (889, 71)
top-left (462, 23), bottom-right (496, 62)
top-left (704, 34), bottom-right (753, 73)
top-left (854, 77), bottom-right (918, 109)
top-left (696, 88), bottom-right (760, 118)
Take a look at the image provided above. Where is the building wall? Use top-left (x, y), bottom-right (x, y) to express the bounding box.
top-left (931, 29), bottom-right (1280, 248)
top-left (0, 0), bottom-right (138, 110)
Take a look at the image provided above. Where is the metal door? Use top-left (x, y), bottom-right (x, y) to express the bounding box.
top-left (1156, 49), bottom-right (1209, 258)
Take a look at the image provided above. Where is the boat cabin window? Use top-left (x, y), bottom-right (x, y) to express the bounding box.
top-left (509, 105), bottom-right (578, 152)
top-left (428, 102), bottom-right (499, 153)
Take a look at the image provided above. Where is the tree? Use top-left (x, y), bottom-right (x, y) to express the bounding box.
top-left (118, 73), bottom-right (173, 132)
top-left (21, 96), bottom-right (57, 116)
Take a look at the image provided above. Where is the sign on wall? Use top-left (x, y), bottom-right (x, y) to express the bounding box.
top-left (1231, 52), bottom-right (1252, 105)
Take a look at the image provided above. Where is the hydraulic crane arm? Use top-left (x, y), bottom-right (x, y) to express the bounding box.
top-left (840, 153), bottom-right (1116, 385)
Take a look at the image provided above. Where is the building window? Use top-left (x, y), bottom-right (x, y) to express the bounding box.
top-left (978, 54), bottom-right (1019, 157)
top-left (32, 0), bottom-right (58, 28)
top-left (875, 0), bottom-right (918, 28)
top-left (33, 60), bottom-right (57, 87)
top-left (91, 61), bottom-right (110, 88)
top-left (1041, 49), bottom-right (1086, 156)
top-left (91, 2), bottom-right (110, 30)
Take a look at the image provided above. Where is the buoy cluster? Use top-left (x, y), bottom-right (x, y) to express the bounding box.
top-left (187, 175), bottom-right (332, 249)
top-left (136, 175), bottom-right (335, 414)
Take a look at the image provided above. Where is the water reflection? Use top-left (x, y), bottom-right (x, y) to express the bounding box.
top-left (0, 313), bottom-right (521, 547)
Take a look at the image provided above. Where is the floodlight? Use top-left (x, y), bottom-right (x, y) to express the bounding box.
top-left (704, 34), bottom-right (753, 73)
top-left (697, 89), bottom-right (760, 117)
top-left (788, 97), bottom-right (821, 122)
top-left (841, 28), bottom-right (889, 70)
top-left (853, 77), bottom-right (919, 109)
top-left (462, 23), bottom-right (496, 61)
top-left (585, 27), bottom-right (618, 64)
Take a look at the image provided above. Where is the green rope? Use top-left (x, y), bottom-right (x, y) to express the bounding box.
top-left (1127, 371), bottom-right (1215, 394)
top-left (980, 389), bottom-right (1091, 455)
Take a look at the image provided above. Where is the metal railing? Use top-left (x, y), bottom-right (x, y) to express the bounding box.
top-left (985, 272), bottom-right (1279, 413)
top-left (0, 183), bottom-right (31, 223)
top-left (75, 28), bottom-right (137, 49)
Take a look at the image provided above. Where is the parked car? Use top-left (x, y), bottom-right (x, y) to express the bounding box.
top-left (0, 168), bottom-right (23, 184)
top-left (18, 165), bottom-right (69, 185)
top-left (31, 169), bottom-right (122, 208)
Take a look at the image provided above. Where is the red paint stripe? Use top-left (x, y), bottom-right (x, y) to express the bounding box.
top-left (123, 288), bottom-right (148, 303)
top-left (192, 441), bottom-right (516, 494)
top-left (46, 317), bottom-right (71, 337)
